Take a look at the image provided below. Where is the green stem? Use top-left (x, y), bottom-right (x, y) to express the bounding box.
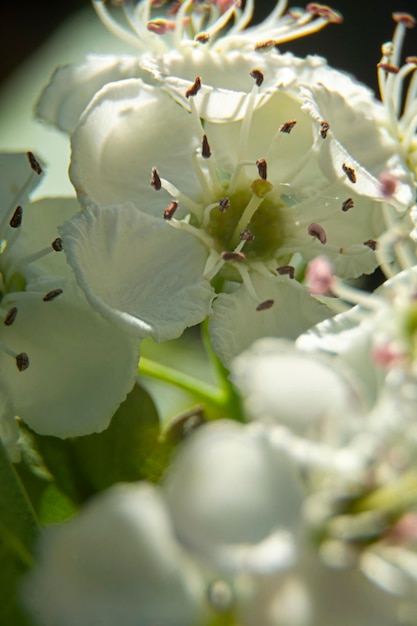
top-left (139, 356), bottom-right (228, 409)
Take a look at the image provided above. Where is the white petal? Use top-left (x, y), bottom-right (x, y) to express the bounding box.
top-left (0, 152), bottom-right (44, 211)
top-left (301, 85), bottom-right (415, 211)
top-left (36, 55), bottom-right (143, 133)
top-left (0, 279), bottom-right (140, 437)
top-left (5, 197), bottom-right (78, 282)
top-left (22, 483), bottom-right (206, 626)
top-left (231, 337), bottom-right (364, 439)
top-left (164, 420), bottom-right (301, 574)
top-left (70, 79), bottom-right (199, 211)
top-left (209, 273), bottom-right (333, 366)
top-left (61, 204), bottom-right (214, 342)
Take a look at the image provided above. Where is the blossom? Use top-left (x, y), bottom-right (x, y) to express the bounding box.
top-left (36, 0), bottom-right (343, 133)
top-left (231, 265), bottom-right (417, 610)
top-left (164, 419), bottom-right (302, 573)
top-left (0, 152), bottom-right (140, 439)
top-left (22, 482), bottom-right (207, 626)
top-left (56, 46), bottom-right (416, 364)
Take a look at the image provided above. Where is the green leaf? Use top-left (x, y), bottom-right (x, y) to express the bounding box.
top-left (0, 440), bottom-right (38, 626)
top-left (72, 382), bottom-right (161, 490)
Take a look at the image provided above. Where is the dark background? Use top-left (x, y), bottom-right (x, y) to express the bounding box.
top-left (1, 1), bottom-right (416, 93)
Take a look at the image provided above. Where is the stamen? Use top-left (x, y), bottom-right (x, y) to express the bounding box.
top-left (377, 63), bottom-right (399, 74)
top-left (51, 237), bottom-right (63, 252)
top-left (240, 229), bottom-right (255, 242)
top-left (250, 68), bottom-right (264, 87)
top-left (279, 120), bottom-right (297, 134)
top-left (306, 4), bottom-right (343, 24)
top-left (150, 167), bottom-right (162, 190)
top-left (220, 250), bottom-right (246, 262)
top-left (256, 299), bottom-right (274, 311)
top-left (43, 288), bottom-right (64, 302)
top-left (342, 163), bottom-right (357, 183)
top-left (185, 76), bottom-right (202, 98)
top-left (219, 197), bottom-right (230, 212)
top-left (378, 172), bottom-right (397, 199)
top-left (320, 121), bottom-right (330, 139)
top-left (9, 206), bottom-right (23, 229)
top-left (392, 13), bottom-right (416, 29)
top-left (163, 200), bottom-right (179, 220)
top-left (201, 134), bottom-right (211, 159)
top-left (308, 222), bottom-right (327, 244)
top-left (92, 0), bottom-right (149, 51)
top-left (256, 158), bottom-right (267, 180)
top-left (27, 151), bottom-right (42, 175)
top-left (254, 40), bottom-right (276, 51)
top-left (277, 265), bottom-right (295, 279)
top-left (341, 198), bottom-right (354, 212)
top-left (147, 19), bottom-right (175, 34)
top-left (16, 352), bottom-right (29, 372)
top-left (364, 239), bottom-right (378, 251)
top-left (4, 307), bottom-right (18, 326)
top-left (232, 190), bottom-right (268, 244)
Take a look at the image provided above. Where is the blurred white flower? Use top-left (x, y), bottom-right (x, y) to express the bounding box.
top-left (0, 152), bottom-right (140, 438)
top-left (164, 419), bottom-right (302, 574)
top-left (22, 482), bottom-right (207, 626)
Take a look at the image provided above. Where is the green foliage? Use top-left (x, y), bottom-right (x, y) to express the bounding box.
top-left (0, 441), bottom-right (38, 626)
top-left (19, 383), bottom-right (164, 512)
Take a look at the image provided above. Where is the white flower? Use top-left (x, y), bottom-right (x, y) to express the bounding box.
top-left (57, 49), bottom-right (415, 363)
top-left (163, 419), bottom-right (302, 574)
top-left (22, 482), bottom-right (207, 626)
top-left (36, 0), bottom-right (343, 133)
top-left (0, 152), bottom-right (140, 438)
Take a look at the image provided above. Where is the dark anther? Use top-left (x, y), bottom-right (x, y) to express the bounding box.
top-left (250, 68), bottom-right (264, 87)
top-left (256, 158), bottom-right (267, 180)
top-left (341, 198), bottom-right (354, 212)
top-left (308, 222), bottom-right (327, 244)
top-left (185, 76), bottom-right (202, 98)
top-left (364, 239), bottom-right (378, 251)
top-left (9, 205), bottom-right (23, 229)
top-left (279, 120), bottom-right (297, 134)
top-left (202, 134), bottom-right (211, 159)
top-left (163, 201), bottom-right (178, 220)
top-left (342, 163), bottom-right (357, 183)
top-left (256, 299), bottom-right (274, 311)
top-left (320, 121), bottom-right (330, 139)
top-left (51, 237), bottom-right (63, 251)
top-left (377, 63), bottom-right (400, 74)
top-left (43, 288), bottom-right (64, 302)
top-left (254, 40), bottom-right (276, 51)
top-left (240, 229), bottom-right (255, 242)
top-left (221, 251), bottom-right (246, 262)
top-left (392, 12), bottom-right (416, 28)
top-left (150, 167), bottom-right (162, 190)
top-left (27, 151), bottom-right (43, 175)
top-left (277, 265), bottom-right (295, 279)
top-left (219, 197), bottom-right (230, 212)
top-left (4, 307), bottom-right (18, 326)
top-left (195, 32), bottom-right (210, 43)
top-left (16, 352), bottom-right (29, 372)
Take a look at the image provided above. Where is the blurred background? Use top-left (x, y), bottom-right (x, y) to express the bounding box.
top-left (1, 0), bottom-right (416, 92)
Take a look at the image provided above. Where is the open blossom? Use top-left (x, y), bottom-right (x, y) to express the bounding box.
top-left (0, 152), bottom-right (140, 441)
top-left (57, 46), bottom-right (416, 363)
top-left (36, 0), bottom-right (343, 133)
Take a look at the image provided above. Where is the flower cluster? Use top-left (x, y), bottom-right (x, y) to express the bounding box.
top-left (2, 1), bottom-right (417, 626)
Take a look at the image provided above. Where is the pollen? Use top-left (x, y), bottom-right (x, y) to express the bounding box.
top-left (342, 163), bottom-right (357, 183)
top-left (43, 288), bottom-right (64, 302)
top-left (185, 76), bottom-right (202, 99)
top-left (279, 120), bottom-right (297, 134)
